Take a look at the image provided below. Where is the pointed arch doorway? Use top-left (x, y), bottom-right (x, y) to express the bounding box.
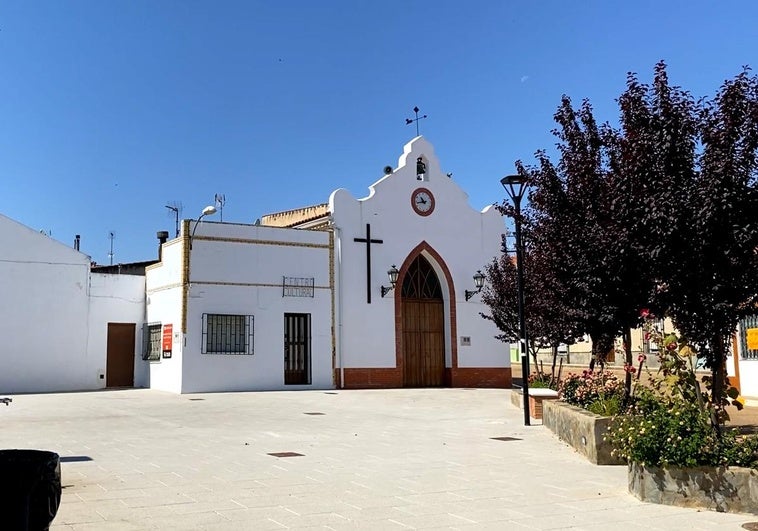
top-left (400, 255), bottom-right (445, 387)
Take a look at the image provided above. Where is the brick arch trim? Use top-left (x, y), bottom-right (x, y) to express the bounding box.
top-left (393, 241), bottom-right (458, 375)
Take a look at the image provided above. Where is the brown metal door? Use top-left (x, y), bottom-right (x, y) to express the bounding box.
top-left (284, 313), bottom-right (311, 385)
top-left (106, 323), bottom-right (135, 387)
top-left (401, 255), bottom-right (445, 387)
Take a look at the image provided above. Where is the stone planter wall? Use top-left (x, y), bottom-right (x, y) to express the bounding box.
top-left (542, 400), bottom-right (624, 465)
top-left (629, 462), bottom-right (758, 514)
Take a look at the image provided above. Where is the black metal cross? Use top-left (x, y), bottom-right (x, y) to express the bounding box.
top-left (405, 106), bottom-right (427, 136)
top-left (353, 223), bottom-right (383, 304)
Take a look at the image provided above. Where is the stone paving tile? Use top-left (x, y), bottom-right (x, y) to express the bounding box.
top-left (200, 521), bottom-right (287, 531)
top-left (3, 388), bottom-right (758, 530)
top-left (388, 512), bottom-right (480, 528)
top-left (444, 505), bottom-right (531, 523)
top-left (327, 519), bottom-right (415, 530)
top-left (215, 505), bottom-right (302, 522)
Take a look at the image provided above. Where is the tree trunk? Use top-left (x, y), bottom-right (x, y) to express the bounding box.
top-left (529, 340), bottom-right (539, 375)
top-left (623, 328), bottom-right (633, 405)
top-left (711, 332), bottom-right (727, 435)
top-left (551, 344), bottom-right (558, 381)
top-left (589, 333), bottom-right (614, 371)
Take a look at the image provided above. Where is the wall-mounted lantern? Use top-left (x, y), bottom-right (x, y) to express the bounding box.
top-left (465, 270), bottom-right (486, 301)
top-left (381, 265), bottom-right (400, 298)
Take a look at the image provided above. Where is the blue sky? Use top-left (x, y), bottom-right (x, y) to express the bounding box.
top-left (1, 1), bottom-right (756, 264)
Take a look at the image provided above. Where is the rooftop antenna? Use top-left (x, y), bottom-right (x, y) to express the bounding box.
top-left (215, 193), bottom-right (226, 222)
top-left (405, 106), bottom-right (427, 136)
top-left (107, 231), bottom-right (116, 265)
top-left (165, 201), bottom-right (183, 237)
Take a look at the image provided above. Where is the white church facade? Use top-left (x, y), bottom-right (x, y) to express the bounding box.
top-left (143, 137), bottom-right (510, 392)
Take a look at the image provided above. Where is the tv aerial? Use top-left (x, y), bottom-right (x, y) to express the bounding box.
top-left (215, 194), bottom-right (226, 222)
top-left (165, 201), bottom-right (183, 237)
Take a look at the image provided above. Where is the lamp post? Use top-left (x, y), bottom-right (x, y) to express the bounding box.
top-left (501, 174), bottom-right (530, 426)
top-left (190, 205), bottom-right (217, 249)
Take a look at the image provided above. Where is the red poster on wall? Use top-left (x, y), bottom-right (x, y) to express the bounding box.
top-left (162, 324), bottom-right (173, 355)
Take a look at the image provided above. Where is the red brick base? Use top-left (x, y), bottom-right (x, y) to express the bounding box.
top-left (341, 368), bottom-right (403, 389)
top-left (339, 367), bottom-right (511, 389)
top-left (447, 367), bottom-right (512, 388)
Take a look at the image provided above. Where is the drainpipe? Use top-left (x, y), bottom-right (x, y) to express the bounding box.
top-left (331, 220), bottom-right (344, 389)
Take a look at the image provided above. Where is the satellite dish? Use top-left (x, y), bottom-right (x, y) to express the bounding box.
top-left (383, 166), bottom-right (393, 175)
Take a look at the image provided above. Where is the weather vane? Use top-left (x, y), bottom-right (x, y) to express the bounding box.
top-left (405, 106), bottom-right (427, 136)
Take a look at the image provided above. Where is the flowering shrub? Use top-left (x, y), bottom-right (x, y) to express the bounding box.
top-left (558, 370), bottom-right (624, 416)
top-left (605, 313), bottom-right (758, 468)
top-left (527, 372), bottom-right (558, 390)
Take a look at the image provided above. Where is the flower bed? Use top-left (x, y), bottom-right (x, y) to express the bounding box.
top-left (629, 462), bottom-right (758, 514)
top-left (543, 400), bottom-right (624, 465)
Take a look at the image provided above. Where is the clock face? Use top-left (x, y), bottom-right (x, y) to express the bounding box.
top-left (411, 188), bottom-right (435, 216)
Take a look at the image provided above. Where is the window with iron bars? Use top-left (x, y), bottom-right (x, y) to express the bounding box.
top-left (142, 323), bottom-right (162, 361)
top-left (201, 314), bottom-right (254, 355)
top-left (642, 319), bottom-right (665, 355)
top-left (739, 315), bottom-right (758, 360)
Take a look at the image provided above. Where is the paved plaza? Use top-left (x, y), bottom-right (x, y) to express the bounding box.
top-left (1, 388), bottom-right (756, 530)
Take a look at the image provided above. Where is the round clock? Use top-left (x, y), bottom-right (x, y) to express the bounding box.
top-left (411, 188), bottom-right (435, 216)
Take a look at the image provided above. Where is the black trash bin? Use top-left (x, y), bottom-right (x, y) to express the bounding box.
top-left (0, 449), bottom-right (61, 531)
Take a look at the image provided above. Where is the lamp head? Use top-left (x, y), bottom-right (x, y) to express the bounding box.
top-left (201, 205), bottom-right (217, 216)
top-left (500, 174), bottom-right (528, 203)
top-left (473, 270), bottom-right (485, 290)
top-left (387, 265), bottom-right (399, 287)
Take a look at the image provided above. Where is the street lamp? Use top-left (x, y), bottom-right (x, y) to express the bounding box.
top-left (501, 174), bottom-right (530, 426)
top-left (190, 205), bottom-right (217, 249)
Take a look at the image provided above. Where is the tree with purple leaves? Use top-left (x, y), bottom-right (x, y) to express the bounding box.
top-left (483, 62), bottom-right (758, 415)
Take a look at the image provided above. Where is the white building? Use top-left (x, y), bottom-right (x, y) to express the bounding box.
top-left (1, 137), bottom-right (508, 394)
top-left (0, 214), bottom-right (147, 394)
top-left (144, 137), bottom-right (509, 392)
top-left (145, 221), bottom-right (333, 394)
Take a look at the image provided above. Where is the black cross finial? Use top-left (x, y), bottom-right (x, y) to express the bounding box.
top-left (405, 106), bottom-right (427, 136)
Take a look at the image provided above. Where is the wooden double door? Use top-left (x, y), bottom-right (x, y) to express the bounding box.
top-left (401, 256), bottom-right (445, 387)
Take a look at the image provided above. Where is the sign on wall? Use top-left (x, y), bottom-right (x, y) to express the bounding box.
top-left (282, 277), bottom-right (315, 298)
top-left (162, 324), bottom-right (173, 358)
top-left (748, 328), bottom-right (758, 350)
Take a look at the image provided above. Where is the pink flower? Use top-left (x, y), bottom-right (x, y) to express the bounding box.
top-left (640, 308), bottom-right (650, 318)
top-left (637, 354), bottom-right (647, 363)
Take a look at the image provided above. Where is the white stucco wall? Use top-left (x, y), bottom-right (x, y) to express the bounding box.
top-left (740, 361), bottom-right (758, 404)
top-left (146, 225), bottom-right (333, 393)
top-left (1, 214), bottom-right (92, 393)
top-left (145, 240), bottom-right (185, 393)
top-left (88, 273), bottom-right (147, 389)
top-left (330, 136), bottom-right (506, 372)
